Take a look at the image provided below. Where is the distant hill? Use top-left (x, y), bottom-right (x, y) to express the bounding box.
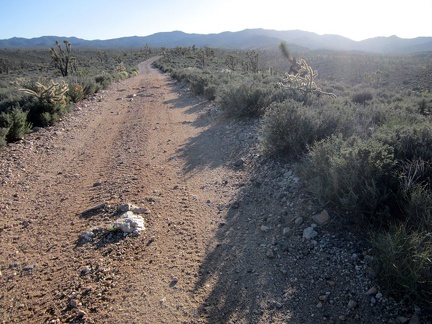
top-left (1, 29), bottom-right (431, 54)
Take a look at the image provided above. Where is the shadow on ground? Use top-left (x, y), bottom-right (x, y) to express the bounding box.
top-left (163, 83), bottom-right (306, 322)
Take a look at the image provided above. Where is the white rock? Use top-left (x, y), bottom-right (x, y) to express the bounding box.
top-left (114, 211), bottom-right (145, 233)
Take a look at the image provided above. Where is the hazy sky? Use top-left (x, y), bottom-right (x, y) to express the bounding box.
top-left (1, 0), bottom-right (431, 41)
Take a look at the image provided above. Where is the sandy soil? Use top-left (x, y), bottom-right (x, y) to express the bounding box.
top-left (0, 58), bottom-right (425, 324)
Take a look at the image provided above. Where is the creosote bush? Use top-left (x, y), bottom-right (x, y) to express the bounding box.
top-left (298, 135), bottom-right (396, 220)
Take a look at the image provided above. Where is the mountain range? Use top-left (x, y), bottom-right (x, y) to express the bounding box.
top-left (1, 29), bottom-right (431, 54)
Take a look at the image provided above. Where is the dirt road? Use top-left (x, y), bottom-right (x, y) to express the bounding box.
top-left (0, 58), bottom-right (419, 323)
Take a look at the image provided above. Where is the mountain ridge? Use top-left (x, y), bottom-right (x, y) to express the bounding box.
top-left (1, 29), bottom-right (431, 54)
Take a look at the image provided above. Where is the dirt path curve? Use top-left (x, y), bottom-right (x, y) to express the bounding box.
top-left (1, 58), bottom-right (416, 324)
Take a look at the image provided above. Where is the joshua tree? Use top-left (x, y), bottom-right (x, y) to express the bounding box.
top-left (50, 40), bottom-right (76, 76)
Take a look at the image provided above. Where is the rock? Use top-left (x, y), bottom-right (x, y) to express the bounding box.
top-left (347, 299), bottom-right (357, 309)
top-left (409, 314), bottom-right (421, 324)
top-left (282, 227), bottom-right (292, 237)
top-left (365, 287), bottom-right (378, 295)
top-left (79, 230), bottom-right (95, 242)
top-left (396, 317), bottom-right (410, 324)
top-left (114, 211), bottom-right (145, 233)
top-left (233, 158), bottom-right (245, 167)
top-left (93, 180), bottom-right (102, 187)
top-left (69, 298), bottom-right (79, 308)
top-left (118, 203), bottom-right (132, 212)
top-left (312, 210), bottom-right (330, 225)
top-left (260, 225), bottom-right (270, 232)
top-left (266, 248), bottom-right (275, 259)
top-left (316, 302), bottom-right (323, 308)
top-left (294, 217), bottom-right (304, 226)
top-left (303, 227), bottom-right (318, 239)
top-left (77, 309), bottom-right (87, 318)
top-left (131, 206), bottom-right (151, 214)
top-left (80, 266), bottom-right (91, 276)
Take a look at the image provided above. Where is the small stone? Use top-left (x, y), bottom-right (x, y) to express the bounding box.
top-left (365, 287), bottom-right (378, 295)
top-left (347, 299), bottom-right (357, 309)
top-left (159, 297), bottom-right (166, 305)
top-left (93, 180), bottom-right (102, 187)
top-left (303, 227), bottom-right (318, 239)
top-left (77, 310), bottom-right (86, 318)
top-left (131, 206), bottom-right (151, 214)
top-left (316, 302), bottom-right (323, 308)
top-left (233, 158), bottom-right (245, 167)
top-left (396, 317), bottom-right (410, 324)
top-left (282, 227), bottom-right (292, 237)
top-left (338, 315), bottom-right (346, 321)
top-left (118, 203), bottom-right (132, 212)
top-left (294, 217), bottom-right (304, 226)
top-left (312, 209), bottom-right (330, 225)
top-left (375, 292), bottom-right (382, 299)
top-left (409, 314), bottom-right (421, 324)
top-left (319, 295), bottom-right (327, 301)
top-left (266, 248), bottom-right (275, 259)
top-left (80, 266), bottom-right (91, 276)
top-left (69, 299), bottom-right (79, 308)
top-left (260, 225), bottom-right (270, 232)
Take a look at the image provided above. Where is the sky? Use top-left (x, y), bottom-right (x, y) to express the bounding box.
top-left (0, 0), bottom-right (431, 41)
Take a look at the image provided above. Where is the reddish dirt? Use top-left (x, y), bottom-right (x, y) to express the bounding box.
top-left (0, 58), bottom-right (426, 323)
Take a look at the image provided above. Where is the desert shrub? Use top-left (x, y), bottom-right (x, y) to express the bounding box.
top-left (351, 91), bottom-right (373, 105)
top-left (218, 81), bottom-right (271, 117)
top-left (68, 82), bottom-right (85, 103)
top-left (260, 100), bottom-right (349, 157)
top-left (94, 74), bottom-right (112, 89)
top-left (369, 226), bottom-right (432, 308)
top-left (298, 135), bottom-right (396, 220)
top-left (373, 121), bottom-right (432, 161)
top-left (0, 127), bottom-right (7, 149)
top-left (0, 108), bottom-right (32, 142)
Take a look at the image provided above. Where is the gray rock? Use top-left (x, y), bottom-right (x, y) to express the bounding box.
top-left (260, 225), bottom-right (270, 232)
top-left (233, 158), bottom-right (245, 167)
top-left (294, 217), bottom-right (304, 226)
top-left (303, 227), bottom-right (318, 239)
top-left (282, 227), bottom-right (292, 237)
top-left (114, 211), bottom-right (145, 233)
top-left (266, 248), bottom-right (275, 259)
top-left (347, 299), bottom-right (357, 309)
top-left (312, 209), bottom-right (330, 225)
top-left (79, 230), bottom-right (95, 242)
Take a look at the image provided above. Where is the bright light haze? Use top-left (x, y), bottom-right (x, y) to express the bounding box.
top-left (1, 0), bottom-right (431, 41)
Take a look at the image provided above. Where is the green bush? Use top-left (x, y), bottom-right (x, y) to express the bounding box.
top-left (0, 127), bottom-right (7, 149)
top-left (217, 80), bottom-right (283, 118)
top-left (351, 91), bottom-right (373, 105)
top-left (374, 121), bottom-right (432, 161)
top-left (298, 135), bottom-right (396, 219)
top-left (0, 108), bottom-right (32, 142)
top-left (260, 100), bottom-right (324, 156)
top-left (95, 74), bottom-right (112, 89)
top-left (369, 226), bottom-right (432, 308)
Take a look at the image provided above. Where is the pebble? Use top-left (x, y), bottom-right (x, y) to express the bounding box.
top-left (260, 225), bottom-right (270, 232)
top-left (266, 248), bottom-right (275, 259)
top-left (365, 287), bottom-right (378, 295)
top-left (303, 227), bottom-right (318, 239)
top-left (347, 299), bottom-right (357, 309)
top-left (294, 217), bottom-right (304, 226)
